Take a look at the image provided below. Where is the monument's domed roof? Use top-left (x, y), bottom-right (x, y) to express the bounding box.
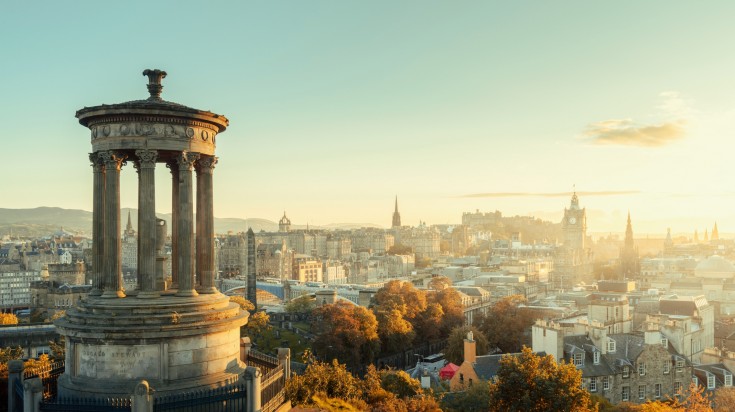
top-left (695, 255), bottom-right (735, 279)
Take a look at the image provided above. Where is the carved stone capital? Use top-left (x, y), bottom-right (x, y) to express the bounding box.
top-left (176, 152), bottom-right (199, 171)
top-left (196, 156), bottom-right (218, 174)
top-left (89, 152), bottom-right (105, 171)
top-left (135, 149), bottom-right (158, 169)
top-left (99, 151), bottom-right (127, 171)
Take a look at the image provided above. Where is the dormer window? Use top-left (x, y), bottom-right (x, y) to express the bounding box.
top-left (593, 351), bottom-right (600, 365)
top-left (573, 353), bottom-right (584, 366)
top-left (725, 373), bottom-right (732, 387)
top-left (708, 374), bottom-right (716, 389)
top-left (607, 339), bottom-right (616, 353)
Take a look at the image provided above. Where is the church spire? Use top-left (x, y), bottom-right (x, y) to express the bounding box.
top-left (126, 210), bottom-right (133, 232)
top-left (713, 223), bottom-right (720, 241)
top-left (624, 211), bottom-right (634, 248)
top-left (392, 196), bottom-right (402, 228)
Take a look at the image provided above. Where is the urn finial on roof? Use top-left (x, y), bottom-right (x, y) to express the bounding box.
top-left (142, 69), bottom-right (167, 100)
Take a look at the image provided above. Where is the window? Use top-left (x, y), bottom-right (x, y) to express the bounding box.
top-left (663, 361), bottom-right (670, 374)
top-left (726, 373), bottom-right (733, 387)
top-left (655, 383), bottom-right (662, 398)
top-left (603, 376), bottom-right (610, 390)
top-left (638, 385), bottom-right (646, 400)
top-left (622, 386), bottom-right (630, 402)
top-left (589, 378), bottom-right (597, 392)
top-left (623, 366), bottom-right (630, 378)
top-left (593, 351), bottom-right (600, 365)
top-left (674, 381), bottom-right (683, 394)
top-left (573, 353), bottom-right (584, 366)
top-left (608, 339), bottom-right (616, 353)
top-left (676, 359), bottom-right (684, 372)
top-left (692, 377), bottom-right (698, 386)
top-left (708, 374), bottom-right (715, 389)
top-left (661, 338), bottom-right (668, 347)
top-left (639, 362), bottom-right (646, 376)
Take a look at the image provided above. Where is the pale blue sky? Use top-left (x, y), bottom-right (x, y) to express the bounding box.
top-left (2, 2), bottom-right (735, 234)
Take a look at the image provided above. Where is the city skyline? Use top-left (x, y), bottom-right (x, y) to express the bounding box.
top-left (2, 2), bottom-right (735, 234)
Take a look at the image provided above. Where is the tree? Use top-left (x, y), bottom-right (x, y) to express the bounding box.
top-left (488, 347), bottom-right (591, 412)
top-left (440, 380), bottom-right (491, 412)
top-left (373, 280), bottom-right (427, 321)
top-left (377, 309), bottom-right (416, 354)
top-left (477, 295), bottom-right (535, 353)
top-left (444, 326), bottom-right (489, 366)
top-left (311, 302), bottom-right (380, 371)
top-left (285, 359), bottom-right (363, 407)
top-left (0, 313), bottom-right (18, 325)
top-left (428, 288), bottom-right (464, 337)
top-left (381, 370), bottom-right (422, 399)
top-left (230, 296), bottom-right (271, 337)
top-left (715, 386), bottom-right (735, 412)
top-left (285, 294), bottom-right (316, 315)
top-left (413, 303), bottom-right (445, 342)
top-left (427, 276), bottom-right (451, 291)
top-left (388, 244), bottom-right (413, 256)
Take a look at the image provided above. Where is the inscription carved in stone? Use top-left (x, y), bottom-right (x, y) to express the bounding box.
top-left (76, 343), bottom-right (161, 379)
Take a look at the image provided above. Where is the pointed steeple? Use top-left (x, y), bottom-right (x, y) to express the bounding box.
top-left (624, 211), bottom-right (634, 248)
top-left (392, 196), bottom-right (402, 228)
top-left (126, 210), bottom-right (133, 232)
top-left (712, 223), bottom-right (720, 241)
top-left (570, 186), bottom-right (580, 210)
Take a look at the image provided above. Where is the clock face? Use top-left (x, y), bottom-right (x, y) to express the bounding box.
top-left (569, 217), bottom-right (577, 225)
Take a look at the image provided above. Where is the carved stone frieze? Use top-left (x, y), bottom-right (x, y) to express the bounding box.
top-left (90, 122), bottom-right (216, 144)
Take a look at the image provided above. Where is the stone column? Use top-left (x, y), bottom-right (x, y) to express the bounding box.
top-left (167, 160), bottom-right (179, 287)
top-left (136, 149), bottom-right (159, 299)
top-left (89, 153), bottom-right (105, 296)
top-left (101, 150), bottom-right (126, 298)
top-left (175, 151), bottom-right (199, 297)
top-left (196, 156), bottom-right (217, 294)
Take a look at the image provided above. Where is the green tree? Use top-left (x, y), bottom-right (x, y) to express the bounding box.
top-left (440, 380), bottom-right (491, 412)
top-left (311, 302), bottom-right (380, 371)
top-left (285, 294), bottom-right (316, 315)
top-left (444, 326), bottom-right (489, 366)
top-left (488, 346), bottom-right (591, 412)
top-left (413, 303), bottom-right (444, 342)
top-left (477, 295), bottom-right (535, 353)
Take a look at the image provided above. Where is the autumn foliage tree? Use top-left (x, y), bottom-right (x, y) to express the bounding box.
top-left (476, 294), bottom-right (535, 353)
top-left (488, 346), bottom-right (591, 412)
top-left (311, 301), bottom-right (380, 372)
top-left (229, 296), bottom-right (271, 337)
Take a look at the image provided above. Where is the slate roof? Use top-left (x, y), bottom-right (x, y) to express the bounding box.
top-left (473, 351), bottom-right (547, 381)
top-left (563, 335), bottom-right (616, 378)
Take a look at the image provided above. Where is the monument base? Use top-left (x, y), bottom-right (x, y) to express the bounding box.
top-left (55, 292), bottom-right (248, 398)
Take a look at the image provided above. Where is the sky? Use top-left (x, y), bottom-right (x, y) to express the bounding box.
top-left (1, 1), bottom-right (735, 235)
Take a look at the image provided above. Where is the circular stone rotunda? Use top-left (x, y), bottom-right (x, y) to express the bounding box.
top-left (55, 70), bottom-right (248, 398)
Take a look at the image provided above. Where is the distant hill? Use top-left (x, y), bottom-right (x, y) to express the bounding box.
top-left (0, 207), bottom-right (382, 238)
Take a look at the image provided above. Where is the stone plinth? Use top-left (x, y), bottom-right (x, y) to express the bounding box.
top-left (55, 293), bottom-right (248, 398)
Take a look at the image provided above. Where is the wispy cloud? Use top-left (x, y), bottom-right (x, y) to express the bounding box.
top-left (584, 119), bottom-right (685, 147)
top-left (582, 91), bottom-right (691, 147)
top-left (458, 191), bottom-right (640, 198)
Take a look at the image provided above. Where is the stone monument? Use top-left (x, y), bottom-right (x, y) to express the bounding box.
top-left (55, 70), bottom-right (248, 398)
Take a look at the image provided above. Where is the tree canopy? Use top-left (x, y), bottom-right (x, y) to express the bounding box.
top-left (488, 346), bottom-right (590, 412)
top-left (444, 325), bottom-right (489, 366)
top-left (311, 301), bottom-right (380, 371)
top-left (476, 294), bottom-right (535, 353)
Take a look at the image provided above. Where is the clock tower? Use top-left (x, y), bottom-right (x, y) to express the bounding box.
top-left (562, 191), bottom-right (586, 250)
